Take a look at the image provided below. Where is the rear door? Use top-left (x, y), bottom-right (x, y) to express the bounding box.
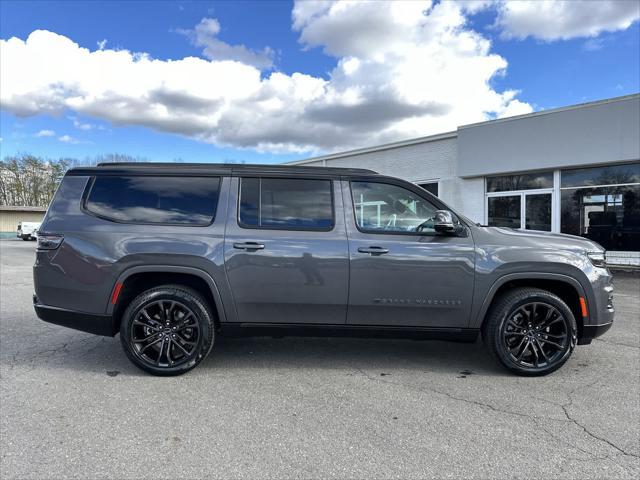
top-left (343, 178), bottom-right (476, 328)
top-left (223, 176), bottom-right (349, 324)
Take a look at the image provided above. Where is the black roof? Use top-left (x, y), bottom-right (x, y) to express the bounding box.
top-left (66, 162), bottom-right (377, 177)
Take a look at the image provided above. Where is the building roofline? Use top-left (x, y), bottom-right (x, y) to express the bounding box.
top-left (286, 130), bottom-right (458, 165)
top-left (0, 205), bottom-right (47, 212)
top-left (288, 93), bottom-right (639, 165)
top-left (458, 93), bottom-right (640, 130)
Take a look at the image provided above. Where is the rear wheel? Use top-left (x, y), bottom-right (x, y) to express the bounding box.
top-left (120, 285), bottom-right (215, 376)
top-left (482, 288), bottom-right (577, 376)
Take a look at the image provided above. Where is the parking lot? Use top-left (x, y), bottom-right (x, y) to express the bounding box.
top-left (0, 239), bottom-right (638, 479)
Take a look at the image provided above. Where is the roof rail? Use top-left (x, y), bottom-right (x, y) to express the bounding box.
top-left (82, 162), bottom-right (378, 176)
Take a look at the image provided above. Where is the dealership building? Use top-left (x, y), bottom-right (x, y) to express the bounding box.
top-left (290, 94), bottom-right (640, 266)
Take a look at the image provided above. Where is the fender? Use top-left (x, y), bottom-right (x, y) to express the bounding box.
top-left (106, 265), bottom-right (229, 324)
top-left (472, 272), bottom-right (589, 329)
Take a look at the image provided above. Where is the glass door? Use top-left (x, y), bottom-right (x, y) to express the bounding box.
top-left (488, 195), bottom-right (521, 228)
top-left (525, 193), bottom-right (552, 231)
top-left (487, 191), bottom-right (553, 231)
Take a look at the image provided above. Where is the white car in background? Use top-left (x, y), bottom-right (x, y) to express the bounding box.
top-left (17, 221), bottom-right (41, 241)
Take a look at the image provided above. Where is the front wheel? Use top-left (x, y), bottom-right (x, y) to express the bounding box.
top-left (482, 288), bottom-right (577, 376)
top-left (120, 285), bottom-right (215, 376)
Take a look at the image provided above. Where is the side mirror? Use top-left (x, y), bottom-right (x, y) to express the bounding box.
top-left (434, 210), bottom-right (456, 234)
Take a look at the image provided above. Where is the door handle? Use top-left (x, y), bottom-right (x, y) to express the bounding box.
top-left (357, 246), bottom-right (389, 255)
top-left (233, 242), bottom-right (265, 250)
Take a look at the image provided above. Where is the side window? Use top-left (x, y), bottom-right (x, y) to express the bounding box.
top-left (239, 177), bottom-right (334, 230)
top-left (351, 181), bottom-right (439, 234)
top-left (85, 175), bottom-right (220, 225)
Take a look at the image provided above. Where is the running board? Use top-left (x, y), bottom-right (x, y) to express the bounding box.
top-left (220, 323), bottom-right (479, 342)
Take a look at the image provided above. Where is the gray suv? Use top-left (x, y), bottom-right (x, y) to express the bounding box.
top-left (33, 163), bottom-right (614, 376)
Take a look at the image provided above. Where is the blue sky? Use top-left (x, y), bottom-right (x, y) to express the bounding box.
top-left (1, 0), bottom-right (638, 164)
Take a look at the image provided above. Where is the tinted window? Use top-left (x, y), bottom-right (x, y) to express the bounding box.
top-left (239, 178), bottom-right (333, 230)
top-left (561, 163), bottom-right (640, 188)
top-left (561, 185), bottom-right (640, 251)
top-left (487, 171), bottom-right (553, 192)
top-left (351, 181), bottom-right (439, 234)
top-left (525, 194), bottom-right (552, 231)
top-left (488, 195), bottom-right (521, 228)
top-left (85, 176), bottom-right (220, 225)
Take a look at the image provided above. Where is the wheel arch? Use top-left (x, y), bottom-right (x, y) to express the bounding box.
top-left (475, 273), bottom-right (588, 339)
top-left (107, 266), bottom-right (228, 332)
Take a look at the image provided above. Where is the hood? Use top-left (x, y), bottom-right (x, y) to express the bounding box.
top-left (473, 226), bottom-right (605, 254)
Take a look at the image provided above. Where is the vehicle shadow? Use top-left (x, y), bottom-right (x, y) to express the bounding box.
top-left (2, 330), bottom-right (505, 378)
top-left (200, 335), bottom-right (504, 376)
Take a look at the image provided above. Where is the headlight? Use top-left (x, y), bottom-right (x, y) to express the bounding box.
top-left (587, 252), bottom-right (607, 268)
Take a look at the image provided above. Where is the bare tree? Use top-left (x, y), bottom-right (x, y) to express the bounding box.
top-left (0, 153), bottom-right (149, 207)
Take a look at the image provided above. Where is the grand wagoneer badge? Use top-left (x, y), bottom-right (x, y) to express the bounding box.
top-left (373, 298), bottom-right (463, 307)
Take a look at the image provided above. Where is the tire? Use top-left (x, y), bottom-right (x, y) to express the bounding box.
top-left (482, 287), bottom-right (577, 376)
top-left (21, 235), bottom-right (30, 241)
top-left (120, 285), bottom-right (215, 376)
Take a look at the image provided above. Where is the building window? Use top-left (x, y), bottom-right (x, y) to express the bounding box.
top-left (486, 171), bottom-right (553, 193)
top-left (485, 170), bottom-right (554, 231)
top-left (418, 182), bottom-right (438, 197)
top-left (488, 195), bottom-right (521, 228)
top-left (560, 162), bottom-right (640, 251)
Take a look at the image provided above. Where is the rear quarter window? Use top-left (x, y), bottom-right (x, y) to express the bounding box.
top-left (84, 175), bottom-right (220, 225)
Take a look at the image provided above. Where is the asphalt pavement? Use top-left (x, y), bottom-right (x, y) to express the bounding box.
top-left (1, 239), bottom-right (639, 479)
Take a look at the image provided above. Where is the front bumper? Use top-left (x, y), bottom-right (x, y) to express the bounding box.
top-left (582, 322), bottom-right (613, 343)
top-left (578, 322), bottom-right (613, 344)
top-left (33, 295), bottom-right (117, 336)
top-left (578, 264), bottom-right (615, 345)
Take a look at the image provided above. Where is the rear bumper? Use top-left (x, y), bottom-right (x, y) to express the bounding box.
top-left (33, 295), bottom-right (117, 337)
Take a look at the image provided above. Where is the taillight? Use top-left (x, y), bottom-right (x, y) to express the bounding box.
top-left (37, 233), bottom-right (64, 250)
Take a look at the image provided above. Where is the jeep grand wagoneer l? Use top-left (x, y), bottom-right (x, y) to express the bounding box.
top-left (34, 163), bottom-right (614, 376)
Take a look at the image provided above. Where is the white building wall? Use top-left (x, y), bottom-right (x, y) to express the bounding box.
top-left (458, 94), bottom-right (640, 177)
top-left (440, 176), bottom-right (485, 224)
top-left (301, 137), bottom-right (456, 180)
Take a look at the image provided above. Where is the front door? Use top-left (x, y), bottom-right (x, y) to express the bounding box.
top-left (343, 179), bottom-right (476, 328)
top-left (224, 176), bottom-right (349, 324)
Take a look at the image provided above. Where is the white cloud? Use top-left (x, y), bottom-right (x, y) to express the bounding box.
top-left (58, 134), bottom-right (78, 143)
top-left (35, 129), bottom-right (55, 137)
top-left (178, 17), bottom-right (275, 69)
top-left (69, 115), bottom-right (94, 130)
top-left (0, 2), bottom-right (536, 153)
top-left (583, 38), bottom-right (605, 52)
top-left (97, 39), bottom-right (107, 50)
top-left (496, 95), bottom-right (533, 119)
top-left (494, 0), bottom-right (640, 41)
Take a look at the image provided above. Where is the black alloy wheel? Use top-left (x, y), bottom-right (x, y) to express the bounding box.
top-left (120, 285), bottom-right (214, 376)
top-left (502, 302), bottom-right (569, 369)
top-left (130, 299), bottom-right (200, 368)
top-left (483, 287), bottom-right (577, 376)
